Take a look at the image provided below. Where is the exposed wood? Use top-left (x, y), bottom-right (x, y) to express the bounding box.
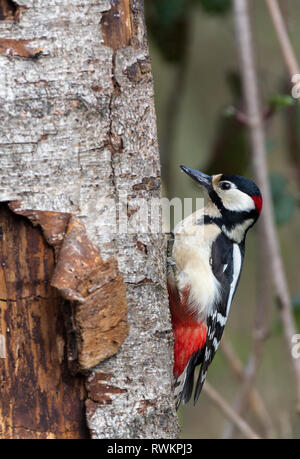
top-left (8, 202), bottom-right (70, 258)
top-left (9, 204), bottom-right (129, 374)
top-left (101, 0), bottom-right (134, 50)
top-left (0, 38), bottom-right (42, 58)
top-left (0, 0), bottom-right (23, 22)
top-left (0, 204), bottom-right (88, 439)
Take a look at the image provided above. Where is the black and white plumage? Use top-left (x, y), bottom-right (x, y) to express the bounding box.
top-left (194, 235), bottom-right (244, 402)
top-left (168, 166), bottom-right (262, 408)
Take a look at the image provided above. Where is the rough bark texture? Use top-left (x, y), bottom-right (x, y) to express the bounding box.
top-left (0, 0), bottom-right (179, 438)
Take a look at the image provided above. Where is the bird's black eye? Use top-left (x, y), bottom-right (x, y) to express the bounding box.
top-left (220, 181), bottom-right (231, 190)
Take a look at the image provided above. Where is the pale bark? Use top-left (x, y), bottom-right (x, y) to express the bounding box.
top-left (0, 0), bottom-right (178, 438)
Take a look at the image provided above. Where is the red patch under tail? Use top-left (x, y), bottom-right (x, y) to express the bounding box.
top-left (168, 281), bottom-right (207, 378)
top-left (173, 321), bottom-right (207, 378)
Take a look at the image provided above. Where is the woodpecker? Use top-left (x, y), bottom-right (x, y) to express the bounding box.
top-left (168, 165), bottom-right (262, 409)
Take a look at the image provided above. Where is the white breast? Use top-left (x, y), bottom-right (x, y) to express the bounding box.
top-left (173, 208), bottom-right (222, 321)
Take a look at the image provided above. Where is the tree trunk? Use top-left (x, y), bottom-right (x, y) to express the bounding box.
top-left (0, 0), bottom-right (179, 439)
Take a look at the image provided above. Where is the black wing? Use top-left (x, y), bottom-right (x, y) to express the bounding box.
top-left (193, 234), bottom-right (244, 404)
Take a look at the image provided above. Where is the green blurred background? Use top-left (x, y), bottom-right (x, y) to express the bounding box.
top-left (145, 0), bottom-right (300, 438)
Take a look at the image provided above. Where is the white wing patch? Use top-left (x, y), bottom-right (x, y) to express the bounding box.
top-left (216, 312), bottom-right (227, 327)
top-left (212, 337), bottom-right (219, 350)
top-left (226, 243), bottom-right (242, 315)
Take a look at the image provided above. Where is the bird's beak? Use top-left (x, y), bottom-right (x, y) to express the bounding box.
top-left (180, 165), bottom-right (213, 192)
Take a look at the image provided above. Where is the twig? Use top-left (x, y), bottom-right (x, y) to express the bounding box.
top-left (220, 339), bottom-right (276, 438)
top-left (203, 382), bottom-right (261, 439)
top-left (223, 1), bottom-right (275, 436)
top-left (233, 0), bottom-right (300, 410)
top-left (265, 0), bottom-right (300, 78)
top-left (221, 338), bottom-right (265, 439)
top-left (267, 0), bottom-right (300, 184)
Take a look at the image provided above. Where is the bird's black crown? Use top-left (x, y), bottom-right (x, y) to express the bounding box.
top-left (220, 174), bottom-right (261, 197)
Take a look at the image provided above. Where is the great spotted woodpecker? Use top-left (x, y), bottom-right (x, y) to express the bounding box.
top-left (167, 166), bottom-right (262, 409)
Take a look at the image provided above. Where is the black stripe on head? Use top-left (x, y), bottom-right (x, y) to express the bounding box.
top-left (220, 174), bottom-right (261, 197)
top-left (207, 188), bottom-right (224, 212)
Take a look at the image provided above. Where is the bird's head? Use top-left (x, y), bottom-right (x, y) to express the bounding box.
top-left (180, 165), bottom-right (262, 242)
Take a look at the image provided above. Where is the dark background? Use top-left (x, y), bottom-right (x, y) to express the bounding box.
top-left (145, 0), bottom-right (300, 438)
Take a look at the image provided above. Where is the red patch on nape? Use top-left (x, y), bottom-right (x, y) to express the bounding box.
top-left (252, 195), bottom-right (263, 213)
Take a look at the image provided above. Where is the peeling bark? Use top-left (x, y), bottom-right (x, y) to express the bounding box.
top-left (0, 38), bottom-right (42, 57)
top-left (9, 202), bottom-right (129, 373)
top-left (50, 215), bottom-right (128, 372)
top-left (0, 0), bottom-right (24, 22)
top-left (0, 0), bottom-right (178, 439)
top-left (0, 204), bottom-right (88, 439)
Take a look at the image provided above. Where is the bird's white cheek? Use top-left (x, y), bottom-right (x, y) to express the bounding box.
top-left (218, 190), bottom-right (255, 212)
